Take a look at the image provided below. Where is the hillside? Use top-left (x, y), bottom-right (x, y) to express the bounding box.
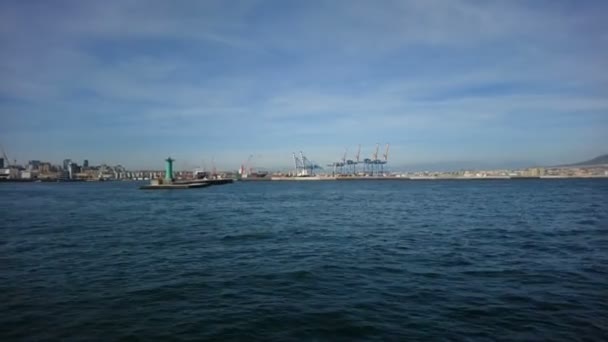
top-left (560, 154), bottom-right (608, 167)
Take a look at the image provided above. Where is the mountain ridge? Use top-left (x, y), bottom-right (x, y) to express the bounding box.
top-left (559, 154), bottom-right (608, 167)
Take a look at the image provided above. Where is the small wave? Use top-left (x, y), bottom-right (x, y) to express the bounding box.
top-left (577, 219), bottom-right (597, 226)
top-left (221, 232), bottom-right (274, 241)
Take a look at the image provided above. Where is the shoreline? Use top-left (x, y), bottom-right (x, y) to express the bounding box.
top-left (268, 175), bottom-right (608, 181)
top-left (2, 176), bottom-right (608, 183)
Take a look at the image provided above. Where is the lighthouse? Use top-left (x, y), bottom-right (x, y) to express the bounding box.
top-left (165, 157), bottom-right (175, 182)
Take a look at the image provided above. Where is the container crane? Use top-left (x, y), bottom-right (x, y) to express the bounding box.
top-left (341, 148), bottom-right (348, 175)
top-left (370, 143), bottom-right (380, 175)
top-left (354, 144), bottom-right (361, 174)
top-left (383, 143), bottom-right (390, 162)
top-left (211, 157), bottom-right (217, 179)
top-left (380, 143), bottom-right (390, 175)
top-left (293, 152), bottom-right (300, 175)
top-left (328, 148), bottom-right (349, 176)
top-left (373, 143), bottom-right (380, 161)
top-left (293, 151), bottom-right (319, 176)
top-left (1, 144), bottom-right (11, 167)
top-left (300, 151), bottom-right (314, 176)
top-left (239, 154), bottom-right (253, 177)
top-left (293, 151), bottom-right (310, 176)
top-left (344, 146), bottom-right (358, 175)
top-left (300, 151), bottom-right (307, 176)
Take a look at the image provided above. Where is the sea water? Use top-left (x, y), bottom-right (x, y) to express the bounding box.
top-left (1, 180), bottom-right (607, 340)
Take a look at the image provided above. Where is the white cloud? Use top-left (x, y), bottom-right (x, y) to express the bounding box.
top-left (0, 0), bottom-right (606, 168)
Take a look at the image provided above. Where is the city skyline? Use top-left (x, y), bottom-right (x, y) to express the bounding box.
top-left (1, 1), bottom-right (607, 170)
top-left (2, 151), bottom-right (607, 174)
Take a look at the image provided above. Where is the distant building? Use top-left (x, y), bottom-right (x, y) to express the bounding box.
top-left (0, 157), bottom-right (4, 168)
top-left (0, 168), bottom-right (10, 179)
top-left (68, 162), bottom-right (81, 179)
top-left (39, 163), bottom-right (52, 173)
top-left (63, 159), bottom-right (72, 171)
top-left (28, 160), bottom-right (41, 170)
top-left (83, 159), bottom-right (89, 168)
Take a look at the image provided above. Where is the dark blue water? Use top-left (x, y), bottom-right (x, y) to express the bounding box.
top-left (1, 180), bottom-right (607, 340)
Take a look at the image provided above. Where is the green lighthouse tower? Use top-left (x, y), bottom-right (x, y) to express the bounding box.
top-left (165, 157), bottom-right (174, 182)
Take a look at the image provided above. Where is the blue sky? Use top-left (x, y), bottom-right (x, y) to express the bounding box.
top-left (1, 0), bottom-right (607, 170)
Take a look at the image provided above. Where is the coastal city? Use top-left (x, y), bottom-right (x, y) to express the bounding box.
top-left (1, 149), bottom-right (607, 182)
top-left (2, 1), bottom-right (608, 340)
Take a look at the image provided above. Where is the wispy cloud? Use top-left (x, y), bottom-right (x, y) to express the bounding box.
top-left (1, 0), bottom-right (606, 169)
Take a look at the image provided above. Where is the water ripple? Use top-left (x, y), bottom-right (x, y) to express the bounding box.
top-left (1, 180), bottom-right (607, 340)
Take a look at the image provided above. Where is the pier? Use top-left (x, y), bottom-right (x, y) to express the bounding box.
top-left (140, 157), bottom-right (233, 190)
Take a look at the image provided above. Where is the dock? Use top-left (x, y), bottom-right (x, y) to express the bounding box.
top-left (140, 179), bottom-right (234, 190)
top-left (140, 182), bottom-right (211, 190)
top-left (139, 157), bottom-right (234, 190)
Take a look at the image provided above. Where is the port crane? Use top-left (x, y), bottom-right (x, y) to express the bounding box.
top-left (239, 154), bottom-right (268, 178)
top-left (368, 143), bottom-right (380, 175)
top-left (345, 146), bottom-right (357, 175)
top-left (211, 157), bottom-right (217, 179)
top-left (293, 152), bottom-right (310, 176)
top-left (383, 143), bottom-right (390, 162)
top-left (239, 154), bottom-right (253, 176)
top-left (293, 151), bottom-right (320, 176)
top-left (353, 144), bottom-right (361, 174)
top-left (328, 148), bottom-right (350, 176)
top-left (373, 143), bottom-right (380, 161)
top-left (357, 143), bottom-right (389, 176)
top-left (322, 143), bottom-right (391, 177)
top-left (1, 144), bottom-right (10, 168)
top-left (340, 148), bottom-right (348, 175)
top-left (380, 143), bottom-right (390, 175)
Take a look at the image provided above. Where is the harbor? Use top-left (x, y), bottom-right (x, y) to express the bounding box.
top-left (235, 147), bottom-right (608, 181)
top-left (2, 143), bottom-right (607, 183)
